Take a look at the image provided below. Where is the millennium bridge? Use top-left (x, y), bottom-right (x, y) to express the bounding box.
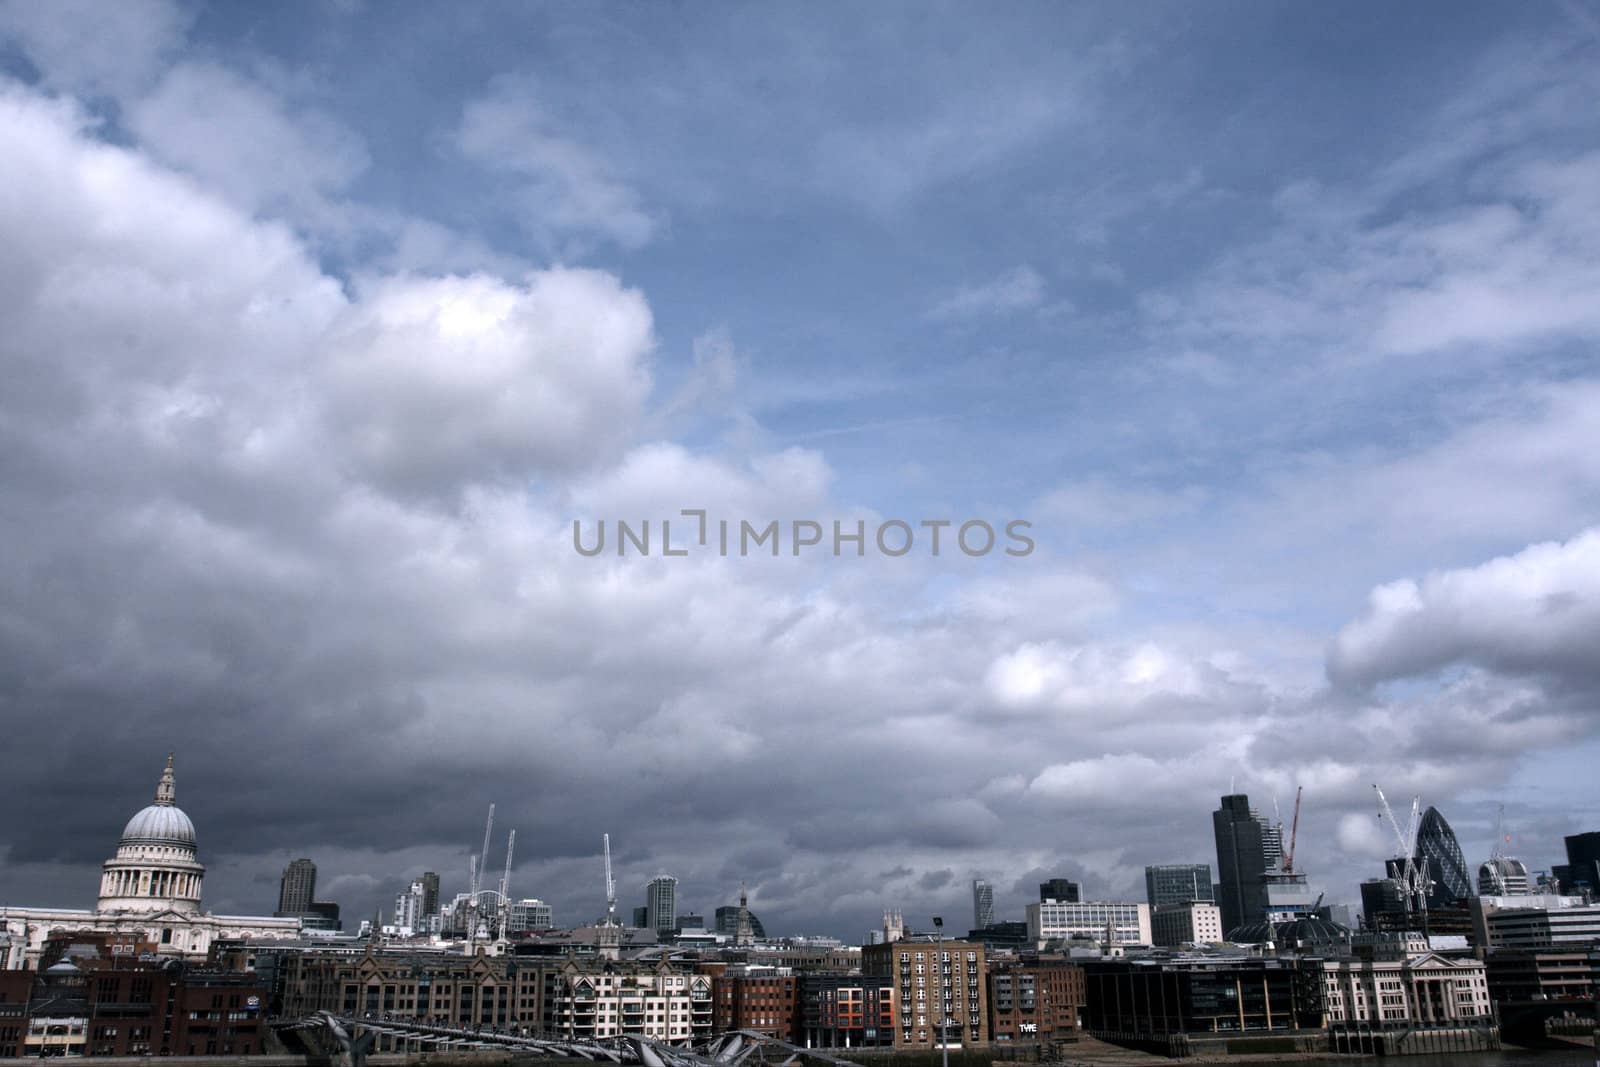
top-left (279, 1014), bottom-right (864, 1067)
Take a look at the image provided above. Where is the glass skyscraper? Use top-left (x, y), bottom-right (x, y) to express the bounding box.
top-left (1145, 863), bottom-right (1215, 908)
top-left (972, 878), bottom-right (994, 928)
top-left (1414, 806), bottom-right (1472, 907)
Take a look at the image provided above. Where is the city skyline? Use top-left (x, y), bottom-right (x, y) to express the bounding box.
top-left (2, 1), bottom-right (1600, 942)
top-left (4, 751), bottom-right (1590, 944)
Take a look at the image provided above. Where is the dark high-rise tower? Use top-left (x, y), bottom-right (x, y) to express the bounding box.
top-left (1414, 806), bottom-right (1472, 907)
top-left (1039, 878), bottom-right (1081, 903)
top-left (420, 871), bottom-right (441, 918)
top-left (1554, 832), bottom-right (1600, 893)
top-left (276, 858), bottom-right (316, 916)
top-left (1213, 795), bottom-right (1270, 934)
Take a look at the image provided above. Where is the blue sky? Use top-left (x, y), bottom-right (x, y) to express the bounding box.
top-left (1, 1), bottom-right (1598, 937)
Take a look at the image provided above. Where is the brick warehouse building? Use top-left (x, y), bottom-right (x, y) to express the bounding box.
top-left (863, 938), bottom-right (989, 1049)
top-left (0, 956), bottom-right (266, 1057)
top-left (987, 956), bottom-right (1085, 1045)
top-left (712, 972), bottom-right (798, 1041)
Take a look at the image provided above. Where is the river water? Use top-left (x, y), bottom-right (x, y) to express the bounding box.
top-left (1286, 1051), bottom-right (1595, 1066)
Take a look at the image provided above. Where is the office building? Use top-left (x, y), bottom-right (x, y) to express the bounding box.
top-left (419, 871), bottom-right (440, 918)
top-left (1026, 901), bottom-right (1151, 947)
top-left (1145, 864), bottom-right (1214, 908)
top-left (966, 921), bottom-right (1030, 952)
top-left (276, 859), bottom-right (317, 916)
top-left (1485, 948), bottom-right (1600, 1003)
top-left (393, 881), bottom-right (427, 934)
top-left (1477, 897), bottom-right (1600, 948)
top-left (972, 879), bottom-right (994, 929)
top-left (1553, 832), bottom-right (1600, 894)
top-left (302, 900), bottom-right (342, 931)
top-left (1479, 857), bottom-right (1531, 896)
top-left (508, 898), bottom-right (554, 932)
top-left (1414, 807), bottom-right (1473, 907)
top-left (1038, 878), bottom-right (1081, 903)
top-left (1082, 957), bottom-right (1324, 1041)
top-left (1360, 877), bottom-right (1411, 932)
top-left (644, 876), bottom-right (678, 934)
top-left (1151, 901), bottom-right (1224, 947)
top-left (1260, 869), bottom-right (1316, 923)
top-left (1213, 794), bottom-right (1273, 935)
top-left (716, 904), bottom-right (766, 940)
top-left (273, 858), bottom-right (342, 931)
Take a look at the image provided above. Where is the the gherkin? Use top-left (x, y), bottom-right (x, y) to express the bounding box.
top-left (1415, 806), bottom-right (1473, 906)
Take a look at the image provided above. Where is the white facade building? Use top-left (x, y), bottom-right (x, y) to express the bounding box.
top-left (1480, 898), bottom-right (1600, 949)
top-left (1470, 892), bottom-right (1593, 948)
top-left (509, 898), bottom-right (555, 932)
top-left (1321, 951), bottom-right (1493, 1026)
top-left (1026, 901), bottom-right (1152, 947)
top-left (1, 756), bottom-right (301, 968)
top-left (393, 881), bottom-right (427, 935)
top-left (546, 960), bottom-right (713, 1042)
top-left (1151, 901), bottom-right (1224, 947)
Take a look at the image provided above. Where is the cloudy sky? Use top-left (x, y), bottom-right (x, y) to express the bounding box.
top-left (2, 1), bottom-right (1599, 939)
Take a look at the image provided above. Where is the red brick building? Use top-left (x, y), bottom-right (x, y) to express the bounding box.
top-left (0, 956), bottom-right (268, 1057)
top-left (711, 972), bottom-right (798, 1040)
top-left (862, 938), bottom-right (989, 1049)
top-left (987, 956), bottom-right (1084, 1045)
top-left (798, 974), bottom-right (896, 1049)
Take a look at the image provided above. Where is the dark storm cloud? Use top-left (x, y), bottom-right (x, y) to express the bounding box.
top-left (3, 4), bottom-right (1600, 940)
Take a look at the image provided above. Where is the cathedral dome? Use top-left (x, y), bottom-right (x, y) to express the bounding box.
top-left (98, 754), bottom-right (206, 916)
top-left (121, 803), bottom-right (197, 847)
top-left (118, 753), bottom-right (196, 848)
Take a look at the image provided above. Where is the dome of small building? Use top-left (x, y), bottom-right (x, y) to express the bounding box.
top-left (1228, 916), bottom-right (1351, 946)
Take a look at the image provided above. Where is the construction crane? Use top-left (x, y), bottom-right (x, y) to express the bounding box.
top-left (1485, 803), bottom-right (1512, 894)
top-left (471, 804), bottom-right (496, 900)
top-left (496, 829), bottom-right (516, 940)
top-left (1374, 784), bottom-right (1428, 925)
top-left (1283, 786), bottom-right (1303, 875)
top-left (602, 832), bottom-right (618, 926)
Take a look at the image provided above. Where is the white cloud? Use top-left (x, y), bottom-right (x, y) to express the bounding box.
top-left (326, 270), bottom-right (654, 494)
top-left (984, 639), bottom-right (1258, 716)
top-left (0, 0), bottom-right (192, 98)
top-left (458, 76), bottom-right (657, 249)
top-left (929, 266), bottom-right (1046, 320)
top-left (126, 61), bottom-right (371, 217)
top-left (1329, 528), bottom-right (1600, 690)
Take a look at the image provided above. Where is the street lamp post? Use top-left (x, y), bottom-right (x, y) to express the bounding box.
top-left (932, 916), bottom-right (948, 1067)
